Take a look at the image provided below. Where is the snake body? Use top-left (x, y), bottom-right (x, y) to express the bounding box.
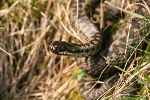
top-left (50, 0), bottom-right (102, 57)
top-left (50, 0), bottom-right (150, 99)
top-left (50, 0), bottom-right (125, 57)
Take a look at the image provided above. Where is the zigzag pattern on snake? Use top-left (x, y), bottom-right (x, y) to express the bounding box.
top-left (49, 0), bottom-right (102, 57)
top-left (50, 0), bottom-right (150, 100)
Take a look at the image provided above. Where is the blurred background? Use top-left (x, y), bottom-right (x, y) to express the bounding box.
top-left (0, 0), bottom-right (82, 100)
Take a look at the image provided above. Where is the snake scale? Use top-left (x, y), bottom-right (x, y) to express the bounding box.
top-left (50, 0), bottom-right (150, 99)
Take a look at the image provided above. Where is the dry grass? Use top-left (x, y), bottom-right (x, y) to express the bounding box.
top-left (0, 0), bottom-right (81, 100)
top-left (0, 0), bottom-right (150, 100)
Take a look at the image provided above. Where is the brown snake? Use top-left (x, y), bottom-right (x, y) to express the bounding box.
top-left (50, 0), bottom-right (103, 57)
top-left (50, 0), bottom-right (150, 99)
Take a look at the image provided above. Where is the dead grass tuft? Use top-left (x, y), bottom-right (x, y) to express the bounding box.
top-left (0, 0), bottom-right (81, 100)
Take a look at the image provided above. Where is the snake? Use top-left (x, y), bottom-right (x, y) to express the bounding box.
top-left (50, 0), bottom-right (150, 100)
top-left (49, 0), bottom-right (102, 57)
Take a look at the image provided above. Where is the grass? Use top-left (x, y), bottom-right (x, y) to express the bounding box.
top-left (0, 0), bottom-right (150, 100)
top-left (0, 0), bottom-right (81, 100)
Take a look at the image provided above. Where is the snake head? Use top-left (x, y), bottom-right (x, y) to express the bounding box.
top-left (50, 39), bottom-right (101, 57)
top-left (49, 41), bottom-right (77, 56)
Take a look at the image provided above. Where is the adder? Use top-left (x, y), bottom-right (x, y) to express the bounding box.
top-left (50, 0), bottom-right (150, 99)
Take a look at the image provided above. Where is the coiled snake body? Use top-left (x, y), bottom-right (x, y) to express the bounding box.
top-left (50, 0), bottom-right (102, 57)
top-left (50, 0), bottom-right (150, 99)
